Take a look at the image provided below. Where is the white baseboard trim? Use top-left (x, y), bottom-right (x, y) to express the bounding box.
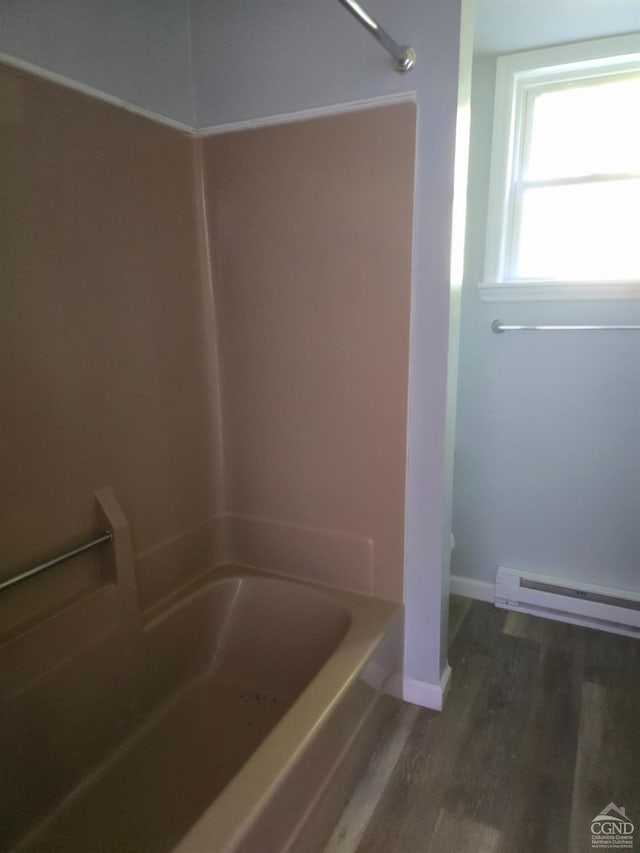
top-left (403, 664), bottom-right (452, 712)
top-left (450, 574), bottom-right (495, 603)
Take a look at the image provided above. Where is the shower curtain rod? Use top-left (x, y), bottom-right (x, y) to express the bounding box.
top-left (336, 0), bottom-right (416, 72)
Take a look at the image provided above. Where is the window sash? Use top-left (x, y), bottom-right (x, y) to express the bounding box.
top-left (507, 174), bottom-right (640, 280)
top-left (520, 69), bottom-right (640, 182)
top-left (481, 34), bottom-right (640, 299)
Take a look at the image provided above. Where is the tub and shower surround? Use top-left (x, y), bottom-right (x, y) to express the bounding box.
top-left (1, 491), bottom-right (402, 853)
top-left (2, 55), bottom-right (415, 614)
top-left (2, 56), bottom-right (416, 852)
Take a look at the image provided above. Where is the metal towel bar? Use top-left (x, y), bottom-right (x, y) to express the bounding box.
top-left (336, 0), bottom-right (416, 72)
top-left (492, 320), bottom-right (640, 334)
top-left (0, 532), bottom-right (112, 593)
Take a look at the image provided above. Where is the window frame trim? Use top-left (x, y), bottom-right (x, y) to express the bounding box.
top-left (480, 33), bottom-right (640, 302)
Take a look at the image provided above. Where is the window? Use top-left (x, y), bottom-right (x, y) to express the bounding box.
top-left (481, 34), bottom-right (640, 301)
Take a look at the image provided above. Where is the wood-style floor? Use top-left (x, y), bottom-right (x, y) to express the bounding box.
top-left (323, 597), bottom-right (640, 853)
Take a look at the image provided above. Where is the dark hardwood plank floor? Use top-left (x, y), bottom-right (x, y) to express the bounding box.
top-left (324, 598), bottom-right (640, 853)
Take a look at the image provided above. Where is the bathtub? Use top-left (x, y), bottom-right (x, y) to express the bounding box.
top-left (3, 565), bottom-right (402, 853)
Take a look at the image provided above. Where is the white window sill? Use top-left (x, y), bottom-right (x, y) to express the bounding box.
top-left (478, 280), bottom-right (640, 302)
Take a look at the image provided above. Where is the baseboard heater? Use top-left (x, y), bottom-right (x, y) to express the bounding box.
top-left (495, 567), bottom-right (640, 638)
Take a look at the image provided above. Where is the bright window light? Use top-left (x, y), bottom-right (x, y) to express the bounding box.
top-left (516, 179), bottom-right (640, 280)
top-left (526, 75), bottom-right (640, 180)
top-left (482, 35), bottom-right (640, 299)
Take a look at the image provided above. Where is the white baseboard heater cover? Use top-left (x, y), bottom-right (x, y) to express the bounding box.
top-left (495, 567), bottom-right (640, 638)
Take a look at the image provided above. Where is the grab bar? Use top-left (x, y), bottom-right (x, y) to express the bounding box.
top-left (336, 0), bottom-right (416, 72)
top-left (492, 320), bottom-right (640, 334)
top-left (0, 532), bottom-right (112, 592)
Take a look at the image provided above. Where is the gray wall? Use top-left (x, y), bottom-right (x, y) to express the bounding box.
top-left (0, 0), bottom-right (195, 125)
top-left (452, 31), bottom-right (640, 593)
top-left (190, 0), bottom-right (454, 127)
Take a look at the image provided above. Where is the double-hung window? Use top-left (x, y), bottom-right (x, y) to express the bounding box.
top-left (481, 34), bottom-right (640, 300)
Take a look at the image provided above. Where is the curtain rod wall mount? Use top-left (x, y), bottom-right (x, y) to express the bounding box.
top-left (393, 46), bottom-right (417, 74)
top-left (337, 0), bottom-right (417, 73)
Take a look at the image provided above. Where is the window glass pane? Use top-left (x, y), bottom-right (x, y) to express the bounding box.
top-left (526, 74), bottom-right (640, 179)
top-left (515, 179), bottom-right (640, 280)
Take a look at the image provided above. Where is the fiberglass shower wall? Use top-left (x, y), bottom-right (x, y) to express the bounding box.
top-left (201, 103), bottom-right (417, 602)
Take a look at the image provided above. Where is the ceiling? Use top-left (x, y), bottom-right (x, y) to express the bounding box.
top-left (474, 0), bottom-right (640, 54)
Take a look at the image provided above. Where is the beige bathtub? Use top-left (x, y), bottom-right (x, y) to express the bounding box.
top-left (3, 565), bottom-right (402, 853)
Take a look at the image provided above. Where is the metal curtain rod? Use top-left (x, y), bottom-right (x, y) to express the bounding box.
top-left (0, 531), bottom-right (112, 593)
top-left (492, 320), bottom-right (640, 334)
top-left (336, 0), bottom-right (416, 72)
